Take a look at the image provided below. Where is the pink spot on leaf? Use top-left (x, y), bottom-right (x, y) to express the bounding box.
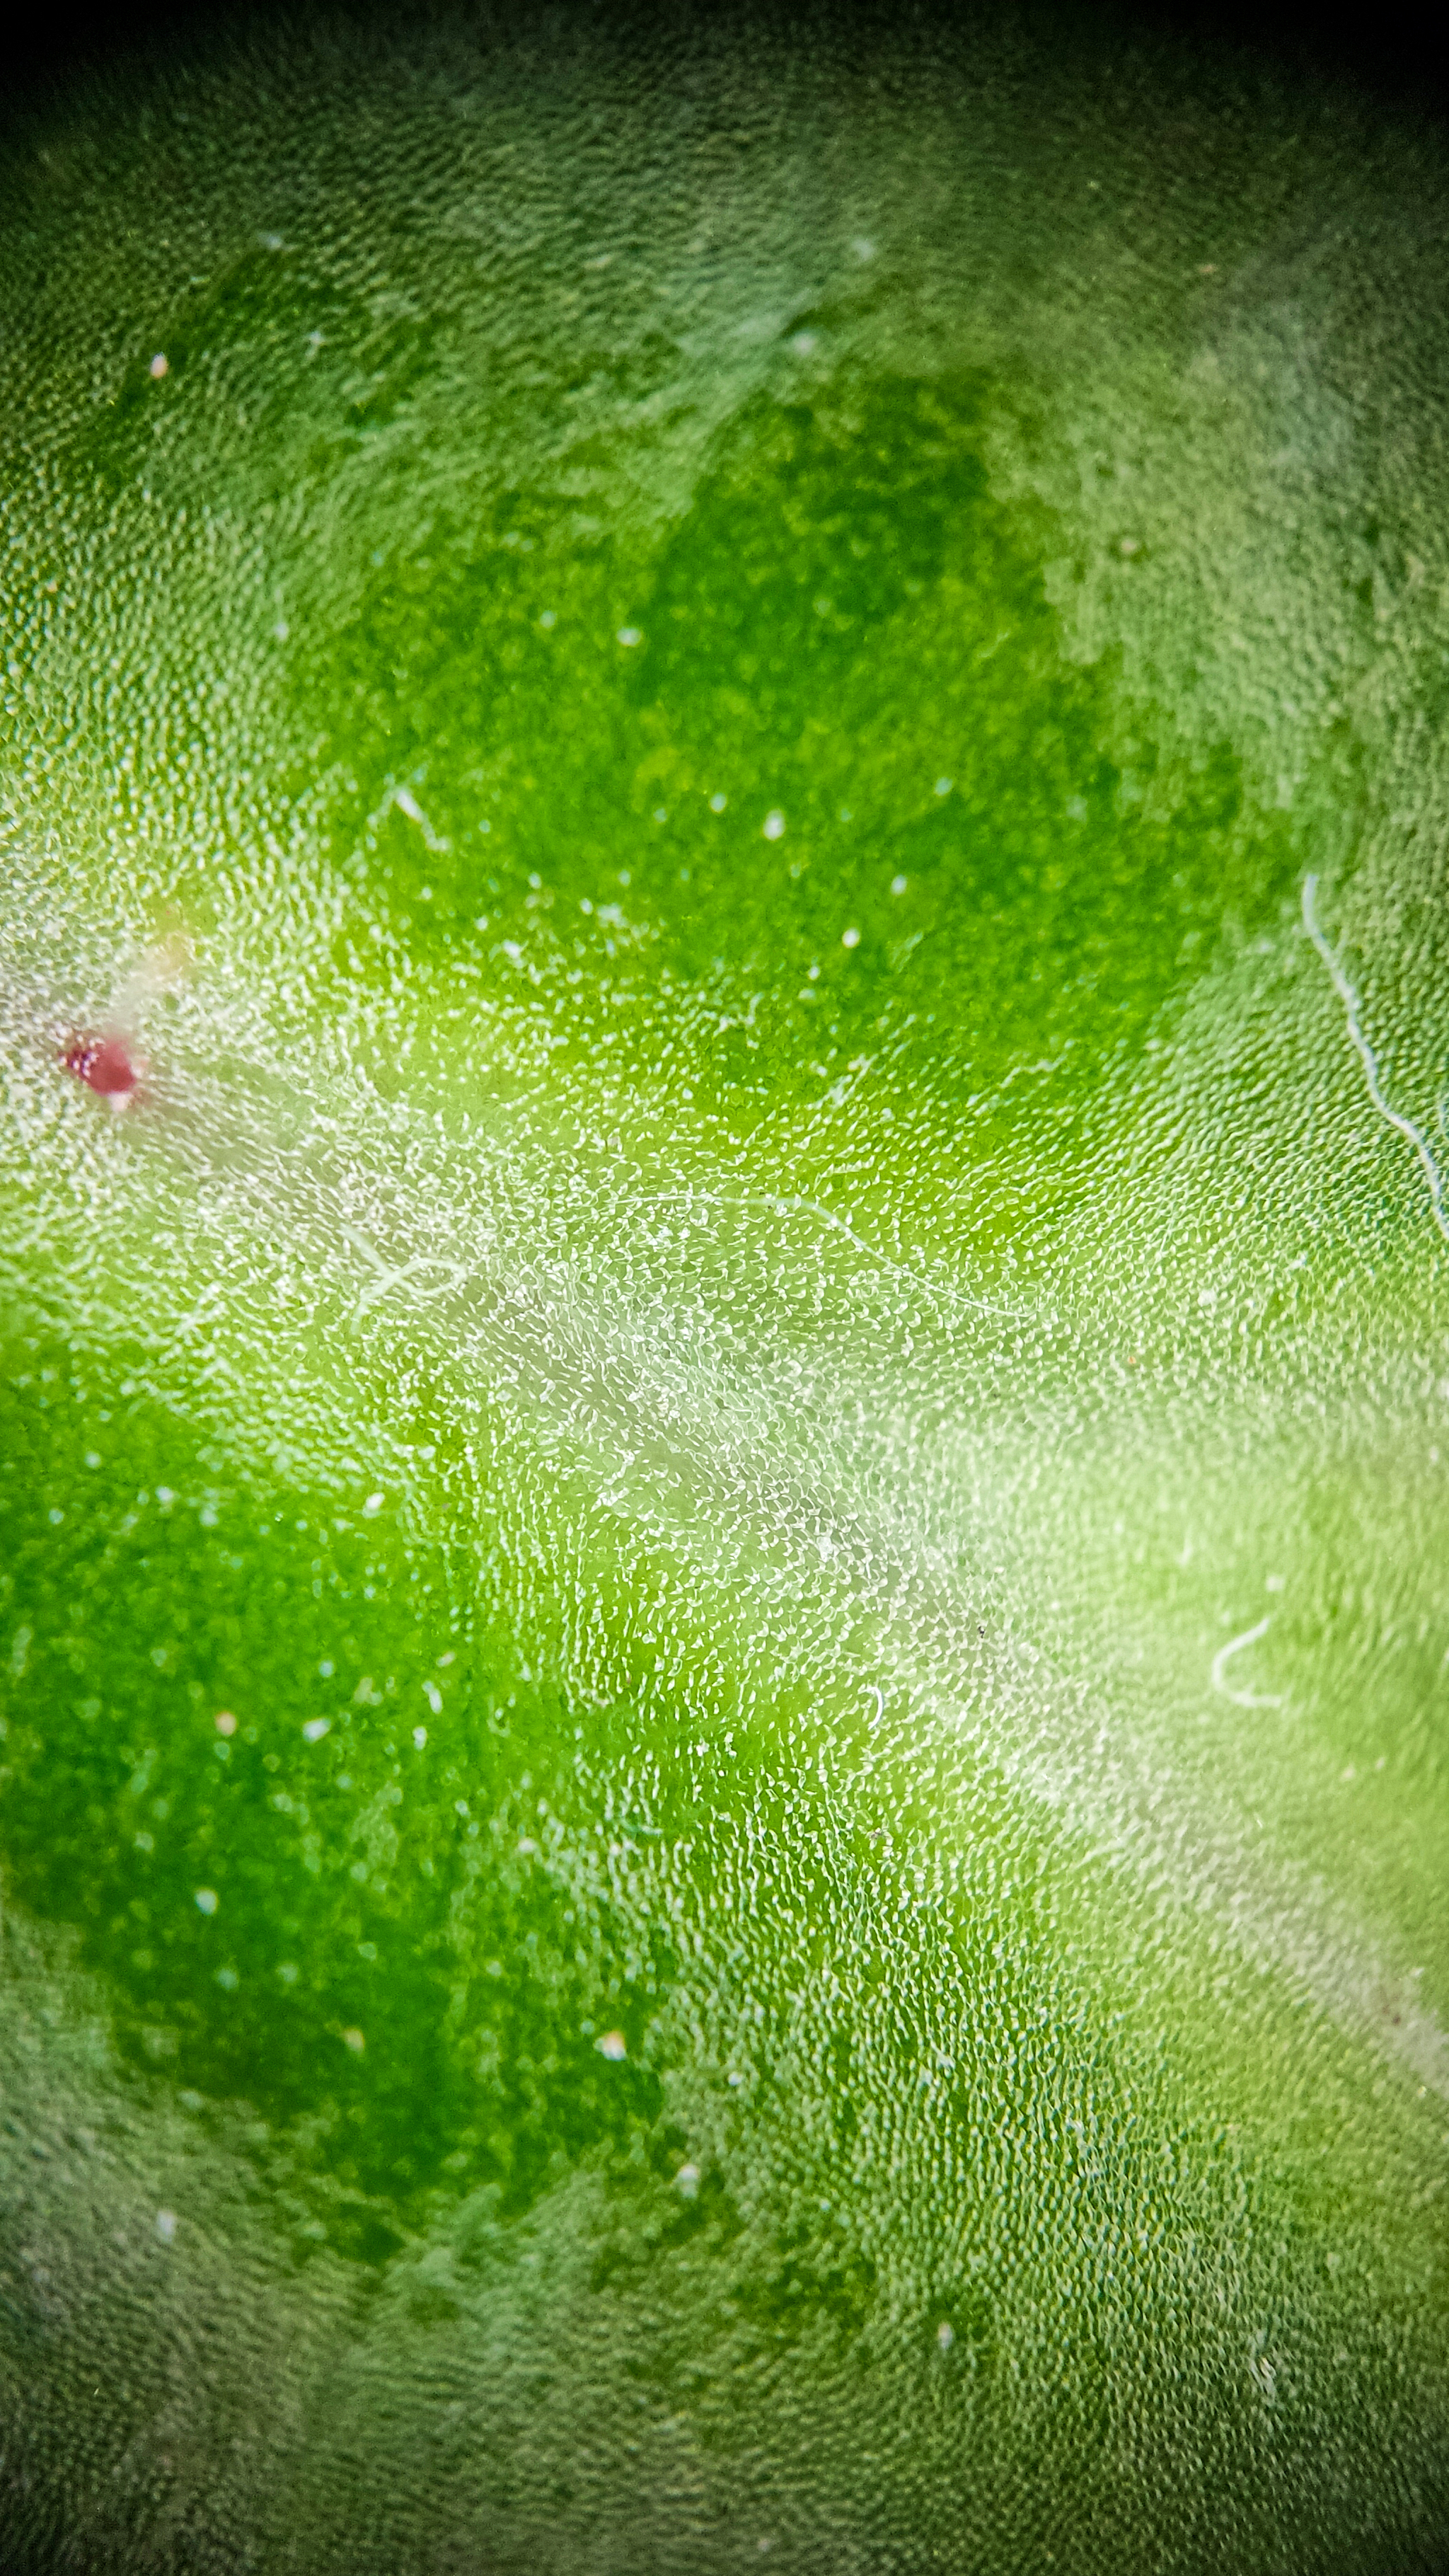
top-left (62, 1033), bottom-right (141, 1107)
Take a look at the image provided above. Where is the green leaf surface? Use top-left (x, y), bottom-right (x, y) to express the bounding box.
top-left (1, 8), bottom-right (1447, 2572)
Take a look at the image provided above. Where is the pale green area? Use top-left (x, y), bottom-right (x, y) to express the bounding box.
top-left (1, 8), bottom-right (1448, 2572)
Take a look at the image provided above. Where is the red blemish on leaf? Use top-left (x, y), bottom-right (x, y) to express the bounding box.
top-left (62, 1033), bottom-right (140, 1104)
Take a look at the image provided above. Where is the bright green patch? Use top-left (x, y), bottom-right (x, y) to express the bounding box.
top-left (308, 371), bottom-right (1303, 1117)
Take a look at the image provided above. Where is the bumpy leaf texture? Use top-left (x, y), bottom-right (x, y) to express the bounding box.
top-left (1, 7), bottom-right (1447, 2570)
